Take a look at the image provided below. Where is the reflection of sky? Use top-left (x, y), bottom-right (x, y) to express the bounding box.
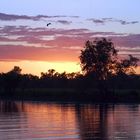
top-left (1, 102), bottom-right (140, 139)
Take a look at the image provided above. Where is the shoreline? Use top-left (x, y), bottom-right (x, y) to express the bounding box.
top-left (0, 88), bottom-right (140, 103)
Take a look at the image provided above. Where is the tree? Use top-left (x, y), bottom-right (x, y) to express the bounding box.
top-left (10, 66), bottom-right (22, 74)
top-left (3, 66), bottom-right (22, 94)
top-left (41, 69), bottom-right (56, 78)
top-left (80, 38), bottom-right (117, 80)
top-left (80, 38), bottom-right (139, 96)
top-left (115, 55), bottom-right (139, 75)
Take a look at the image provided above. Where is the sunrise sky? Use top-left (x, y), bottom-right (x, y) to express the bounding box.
top-left (0, 0), bottom-right (140, 75)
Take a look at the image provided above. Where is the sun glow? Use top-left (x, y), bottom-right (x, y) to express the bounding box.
top-left (0, 60), bottom-right (81, 76)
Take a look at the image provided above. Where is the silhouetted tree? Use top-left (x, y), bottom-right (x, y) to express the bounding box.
top-left (0, 37), bottom-right (139, 101)
top-left (80, 38), bottom-right (117, 80)
top-left (3, 66), bottom-right (22, 94)
top-left (80, 38), bottom-right (139, 79)
top-left (79, 38), bottom-right (139, 98)
top-left (115, 54), bottom-right (139, 75)
top-left (11, 66), bottom-right (22, 74)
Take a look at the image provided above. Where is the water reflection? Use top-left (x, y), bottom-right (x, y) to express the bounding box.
top-left (22, 102), bottom-right (79, 139)
top-left (75, 104), bottom-right (110, 140)
top-left (0, 101), bottom-right (140, 139)
top-left (0, 101), bottom-right (27, 140)
top-left (0, 101), bottom-right (24, 112)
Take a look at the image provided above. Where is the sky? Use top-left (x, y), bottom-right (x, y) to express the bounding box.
top-left (0, 0), bottom-right (140, 75)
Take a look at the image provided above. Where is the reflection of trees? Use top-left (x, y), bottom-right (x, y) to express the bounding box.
top-left (0, 101), bottom-right (26, 128)
top-left (0, 101), bottom-right (139, 139)
top-left (75, 104), bottom-right (140, 140)
top-left (0, 101), bottom-right (27, 139)
top-left (75, 104), bottom-right (109, 140)
top-left (0, 101), bottom-right (24, 113)
top-left (108, 105), bottom-right (138, 139)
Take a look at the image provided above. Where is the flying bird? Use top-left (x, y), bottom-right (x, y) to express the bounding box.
top-left (47, 23), bottom-right (51, 26)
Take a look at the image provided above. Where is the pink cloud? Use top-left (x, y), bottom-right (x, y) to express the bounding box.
top-left (0, 25), bottom-right (140, 62)
top-left (111, 34), bottom-right (140, 48)
top-left (0, 45), bottom-right (79, 62)
top-left (0, 13), bottom-right (78, 21)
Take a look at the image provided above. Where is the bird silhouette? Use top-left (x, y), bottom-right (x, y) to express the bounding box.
top-left (47, 23), bottom-right (51, 26)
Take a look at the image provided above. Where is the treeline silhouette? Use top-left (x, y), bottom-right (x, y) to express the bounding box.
top-left (0, 66), bottom-right (140, 101)
top-left (0, 38), bottom-right (140, 102)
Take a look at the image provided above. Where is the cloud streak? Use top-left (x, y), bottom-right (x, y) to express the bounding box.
top-left (57, 20), bottom-right (72, 25)
top-left (0, 13), bottom-right (78, 21)
top-left (0, 13), bottom-right (39, 21)
top-left (88, 18), bottom-right (139, 25)
top-left (0, 25), bottom-right (140, 61)
top-left (1, 12), bottom-right (138, 26)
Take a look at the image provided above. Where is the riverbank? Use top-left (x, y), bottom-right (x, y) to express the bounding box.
top-left (0, 88), bottom-right (140, 103)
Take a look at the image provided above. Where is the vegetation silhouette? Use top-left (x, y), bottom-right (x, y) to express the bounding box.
top-left (80, 38), bottom-right (118, 80)
top-left (80, 38), bottom-right (139, 78)
top-left (0, 38), bottom-right (140, 102)
top-left (1, 66), bottom-right (22, 95)
top-left (79, 38), bottom-right (139, 99)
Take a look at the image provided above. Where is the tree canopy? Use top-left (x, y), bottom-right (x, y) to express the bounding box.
top-left (80, 38), bottom-right (139, 80)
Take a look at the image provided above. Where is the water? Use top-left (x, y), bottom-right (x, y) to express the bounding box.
top-left (0, 101), bottom-right (140, 140)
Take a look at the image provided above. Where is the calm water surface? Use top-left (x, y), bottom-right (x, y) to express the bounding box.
top-left (0, 101), bottom-right (140, 140)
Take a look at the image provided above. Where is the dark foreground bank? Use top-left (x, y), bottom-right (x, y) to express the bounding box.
top-left (0, 88), bottom-right (140, 103)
